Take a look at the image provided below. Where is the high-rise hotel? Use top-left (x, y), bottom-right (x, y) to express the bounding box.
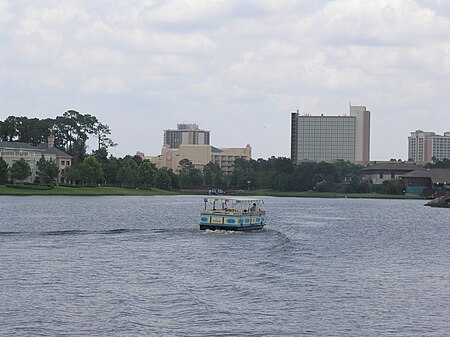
top-left (408, 130), bottom-right (450, 163)
top-left (163, 123), bottom-right (210, 149)
top-left (291, 105), bottom-right (370, 163)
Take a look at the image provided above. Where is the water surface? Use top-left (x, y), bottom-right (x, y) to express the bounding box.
top-left (1, 195), bottom-right (449, 336)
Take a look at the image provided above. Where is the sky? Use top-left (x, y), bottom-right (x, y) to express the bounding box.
top-left (1, 0), bottom-right (449, 161)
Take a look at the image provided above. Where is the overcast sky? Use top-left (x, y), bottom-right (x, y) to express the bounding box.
top-left (1, 0), bottom-right (449, 161)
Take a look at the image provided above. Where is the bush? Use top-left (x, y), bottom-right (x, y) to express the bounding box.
top-left (59, 184), bottom-right (81, 188)
top-left (383, 179), bottom-right (405, 195)
top-left (373, 184), bottom-right (387, 194)
top-left (334, 183), bottom-right (351, 193)
top-left (315, 180), bottom-right (335, 192)
top-left (6, 184), bottom-right (54, 190)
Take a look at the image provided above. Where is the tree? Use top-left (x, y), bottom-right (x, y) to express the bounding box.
top-left (103, 156), bottom-right (119, 185)
top-left (0, 157), bottom-right (9, 184)
top-left (115, 157), bottom-right (138, 187)
top-left (167, 169), bottom-right (180, 190)
top-left (93, 123), bottom-right (117, 151)
top-left (63, 164), bottom-right (82, 185)
top-left (274, 173), bottom-right (291, 191)
top-left (178, 159), bottom-right (194, 188)
top-left (315, 180), bottom-right (334, 192)
top-left (204, 162), bottom-right (223, 188)
top-left (137, 161), bottom-right (156, 187)
top-left (81, 156), bottom-right (103, 186)
top-left (426, 158), bottom-right (450, 169)
top-left (230, 158), bottom-right (254, 189)
top-left (36, 156), bottom-right (59, 185)
top-left (49, 110), bottom-right (116, 163)
top-left (190, 168), bottom-right (203, 187)
top-left (155, 168), bottom-right (172, 190)
top-left (9, 158), bottom-right (32, 183)
top-left (1, 116), bottom-right (19, 141)
top-left (116, 164), bottom-right (136, 187)
top-left (383, 179), bottom-right (405, 195)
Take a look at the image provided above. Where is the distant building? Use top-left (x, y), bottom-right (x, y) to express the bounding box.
top-left (401, 169), bottom-right (450, 197)
top-left (408, 130), bottom-right (450, 163)
top-left (163, 123), bottom-right (210, 149)
top-left (361, 162), bottom-right (422, 185)
top-left (147, 144), bottom-right (252, 174)
top-left (0, 135), bottom-right (72, 184)
top-left (291, 105), bottom-right (370, 164)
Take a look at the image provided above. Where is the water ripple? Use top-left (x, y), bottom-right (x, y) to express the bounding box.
top-left (1, 196), bottom-right (450, 336)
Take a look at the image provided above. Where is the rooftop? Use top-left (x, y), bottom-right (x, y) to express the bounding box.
top-left (401, 169), bottom-right (450, 184)
top-left (362, 162), bottom-right (423, 172)
top-left (0, 141), bottom-right (71, 157)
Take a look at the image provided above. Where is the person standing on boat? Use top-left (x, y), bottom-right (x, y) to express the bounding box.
top-left (250, 203), bottom-right (257, 212)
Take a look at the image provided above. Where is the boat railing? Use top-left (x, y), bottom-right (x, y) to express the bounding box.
top-left (202, 209), bottom-right (266, 215)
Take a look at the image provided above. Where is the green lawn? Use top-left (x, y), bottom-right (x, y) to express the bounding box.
top-left (236, 189), bottom-right (423, 199)
top-left (0, 185), bottom-right (423, 199)
top-left (0, 185), bottom-right (178, 196)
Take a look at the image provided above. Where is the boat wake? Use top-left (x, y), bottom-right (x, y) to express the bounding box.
top-left (0, 228), bottom-right (158, 238)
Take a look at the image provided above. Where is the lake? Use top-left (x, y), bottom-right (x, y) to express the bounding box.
top-left (1, 195), bottom-right (449, 336)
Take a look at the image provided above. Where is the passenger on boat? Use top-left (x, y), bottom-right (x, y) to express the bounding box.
top-left (250, 203), bottom-right (257, 212)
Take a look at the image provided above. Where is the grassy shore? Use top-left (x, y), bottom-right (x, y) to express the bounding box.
top-left (0, 185), bottom-right (178, 196)
top-left (0, 185), bottom-right (423, 199)
top-left (235, 189), bottom-right (423, 199)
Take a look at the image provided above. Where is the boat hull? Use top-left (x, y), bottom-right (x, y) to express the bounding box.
top-left (199, 211), bottom-right (266, 231)
top-left (199, 224), bottom-right (265, 231)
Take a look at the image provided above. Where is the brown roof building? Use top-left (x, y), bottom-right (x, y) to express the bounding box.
top-left (401, 169), bottom-right (450, 197)
top-left (361, 162), bottom-right (423, 185)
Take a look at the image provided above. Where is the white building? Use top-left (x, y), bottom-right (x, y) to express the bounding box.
top-left (408, 130), bottom-right (450, 163)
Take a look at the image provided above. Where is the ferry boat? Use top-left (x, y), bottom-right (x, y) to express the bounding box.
top-left (200, 197), bottom-right (266, 231)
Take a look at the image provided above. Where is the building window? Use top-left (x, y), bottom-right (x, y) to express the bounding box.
top-left (379, 173), bottom-right (384, 179)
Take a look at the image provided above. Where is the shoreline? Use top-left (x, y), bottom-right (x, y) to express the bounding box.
top-left (0, 185), bottom-right (424, 199)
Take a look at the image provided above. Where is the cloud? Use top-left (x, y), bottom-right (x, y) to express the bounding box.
top-left (0, 0), bottom-right (11, 25)
top-left (143, 0), bottom-right (228, 25)
top-left (1, 0), bottom-right (450, 160)
top-left (81, 75), bottom-right (128, 95)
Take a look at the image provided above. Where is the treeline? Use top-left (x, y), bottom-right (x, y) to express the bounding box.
top-left (0, 111), bottom-right (115, 163)
top-left (51, 152), bottom-right (370, 192)
top-left (425, 158), bottom-right (450, 169)
top-left (1, 111), bottom-right (383, 192)
top-left (63, 149), bottom-right (180, 190)
top-left (230, 157), bottom-right (370, 192)
top-left (0, 156), bottom-right (59, 185)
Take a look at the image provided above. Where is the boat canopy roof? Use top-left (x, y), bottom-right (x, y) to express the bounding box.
top-left (203, 197), bottom-right (264, 206)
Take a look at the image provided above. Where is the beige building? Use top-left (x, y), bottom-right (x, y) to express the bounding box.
top-left (291, 105), bottom-right (370, 164)
top-left (361, 162), bottom-right (422, 184)
top-left (147, 144), bottom-right (252, 174)
top-left (163, 123), bottom-right (210, 149)
top-left (408, 130), bottom-right (450, 163)
top-left (0, 136), bottom-right (72, 183)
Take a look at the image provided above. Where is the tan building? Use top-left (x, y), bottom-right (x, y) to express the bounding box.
top-left (0, 136), bottom-right (72, 184)
top-left (163, 123), bottom-right (210, 149)
top-left (361, 162), bottom-right (422, 185)
top-left (147, 144), bottom-right (252, 174)
top-left (408, 130), bottom-right (450, 163)
top-left (291, 105), bottom-right (370, 164)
